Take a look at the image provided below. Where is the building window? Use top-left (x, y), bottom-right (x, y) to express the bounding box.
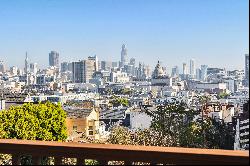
top-left (89, 131), bottom-right (94, 135)
top-left (89, 126), bottom-right (93, 130)
top-left (73, 126), bottom-right (77, 132)
top-left (88, 121), bottom-right (94, 126)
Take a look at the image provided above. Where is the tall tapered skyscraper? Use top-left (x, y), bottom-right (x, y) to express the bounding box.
top-left (120, 44), bottom-right (128, 67)
top-left (24, 52), bottom-right (29, 75)
top-left (24, 52), bottom-right (29, 85)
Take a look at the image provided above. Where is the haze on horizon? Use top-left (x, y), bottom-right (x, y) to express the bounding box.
top-left (0, 0), bottom-right (249, 71)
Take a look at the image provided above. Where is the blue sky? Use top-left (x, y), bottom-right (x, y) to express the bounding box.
top-left (0, 0), bottom-right (249, 71)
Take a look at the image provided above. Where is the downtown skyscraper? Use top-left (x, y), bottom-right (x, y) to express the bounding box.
top-left (0, 61), bottom-right (5, 73)
top-left (190, 59), bottom-right (196, 79)
top-left (120, 44), bottom-right (128, 68)
top-left (245, 54), bottom-right (249, 86)
top-left (49, 51), bottom-right (60, 67)
top-left (30, 63), bottom-right (38, 75)
top-left (72, 61), bottom-right (84, 83)
top-left (201, 65), bottom-right (208, 81)
top-left (24, 52), bottom-right (30, 85)
top-left (183, 63), bottom-right (188, 75)
top-left (24, 52), bottom-right (29, 75)
top-left (171, 66), bottom-right (179, 77)
top-left (72, 56), bottom-right (98, 83)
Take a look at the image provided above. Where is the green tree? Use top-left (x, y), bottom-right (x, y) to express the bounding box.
top-left (203, 118), bottom-right (234, 149)
top-left (107, 126), bottom-right (177, 147)
top-left (115, 88), bottom-right (133, 96)
top-left (107, 125), bottom-right (131, 145)
top-left (131, 129), bottom-right (172, 147)
top-left (0, 102), bottom-right (67, 141)
top-left (105, 89), bottom-right (114, 95)
top-left (0, 102), bottom-right (68, 165)
top-left (109, 97), bottom-right (129, 107)
top-left (218, 92), bottom-right (229, 99)
top-left (107, 100), bottom-right (234, 150)
top-left (146, 102), bottom-right (198, 147)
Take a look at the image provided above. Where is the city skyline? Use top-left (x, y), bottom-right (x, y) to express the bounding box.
top-left (0, 47), bottom-right (249, 74)
top-left (0, 0), bottom-right (249, 161)
top-left (0, 0), bottom-right (249, 70)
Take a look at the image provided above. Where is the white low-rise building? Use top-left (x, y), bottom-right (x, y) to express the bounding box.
top-left (189, 81), bottom-right (227, 93)
top-left (110, 70), bottom-right (130, 83)
top-left (28, 92), bottom-right (96, 104)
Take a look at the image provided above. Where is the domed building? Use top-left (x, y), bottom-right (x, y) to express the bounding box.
top-left (152, 61), bottom-right (166, 78)
top-left (151, 61), bottom-right (172, 86)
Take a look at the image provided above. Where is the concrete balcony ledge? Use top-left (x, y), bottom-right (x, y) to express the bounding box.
top-left (0, 139), bottom-right (249, 165)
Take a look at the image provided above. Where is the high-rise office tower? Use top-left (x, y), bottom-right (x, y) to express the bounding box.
top-left (183, 63), bottom-right (188, 75)
top-left (17, 69), bottom-right (23, 76)
top-left (24, 52), bottom-right (29, 75)
top-left (190, 59), bottom-right (195, 78)
top-left (61, 62), bottom-right (73, 72)
top-left (10, 66), bottom-right (18, 76)
top-left (136, 62), bottom-right (143, 79)
top-left (24, 52), bottom-right (29, 85)
top-left (120, 44), bottom-right (128, 67)
top-left (196, 68), bottom-right (201, 80)
top-left (72, 61), bottom-right (84, 83)
top-left (128, 58), bottom-right (136, 76)
top-left (61, 62), bottom-right (69, 72)
top-left (84, 58), bottom-right (97, 83)
top-left (88, 55), bottom-right (99, 71)
top-left (68, 63), bottom-right (73, 72)
top-left (245, 54), bottom-right (249, 86)
top-left (130, 58), bottom-right (136, 66)
top-left (30, 63), bottom-right (38, 75)
top-left (101, 61), bottom-right (112, 71)
top-left (112, 62), bottom-right (118, 68)
top-left (0, 61), bottom-right (5, 73)
top-left (49, 51), bottom-right (60, 67)
top-left (145, 65), bottom-right (152, 78)
top-left (100, 61), bottom-right (105, 70)
top-left (72, 58), bottom-right (97, 83)
top-left (201, 65), bottom-right (208, 81)
top-left (171, 66), bottom-right (179, 77)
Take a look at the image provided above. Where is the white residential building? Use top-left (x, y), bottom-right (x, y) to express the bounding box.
top-left (110, 70), bottom-right (130, 83)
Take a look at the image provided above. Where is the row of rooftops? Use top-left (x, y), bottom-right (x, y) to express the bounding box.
top-left (65, 108), bottom-right (93, 119)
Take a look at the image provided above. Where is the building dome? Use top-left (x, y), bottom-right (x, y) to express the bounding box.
top-left (153, 61), bottom-right (165, 78)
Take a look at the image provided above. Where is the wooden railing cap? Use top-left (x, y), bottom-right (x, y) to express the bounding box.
top-left (0, 139), bottom-right (249, 157)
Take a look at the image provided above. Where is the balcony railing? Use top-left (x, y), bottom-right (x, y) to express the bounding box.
top-left (0, 139), bottom-right (249, 165)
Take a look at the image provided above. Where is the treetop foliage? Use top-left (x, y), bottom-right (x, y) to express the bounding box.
top-left (0, 102), bottom-right (67, 141)
top-left (109, 97), bottom-right (129, 107)
top-left (108, 102), bottom-right (234, 149)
